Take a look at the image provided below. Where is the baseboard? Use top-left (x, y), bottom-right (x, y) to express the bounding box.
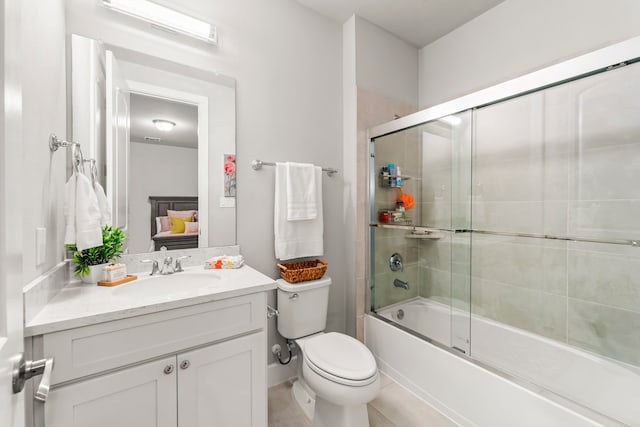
top-left (268, 355), bottom-right (298, 388)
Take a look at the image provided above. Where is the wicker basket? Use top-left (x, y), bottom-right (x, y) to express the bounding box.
top-left (277, 259), bottom-right (328, 284)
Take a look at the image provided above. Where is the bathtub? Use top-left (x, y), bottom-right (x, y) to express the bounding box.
top-left (370, 298), bottom-right (638, 426)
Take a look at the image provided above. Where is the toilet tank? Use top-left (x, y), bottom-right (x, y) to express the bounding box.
top-left (276, 276), bottom-right (331, 339)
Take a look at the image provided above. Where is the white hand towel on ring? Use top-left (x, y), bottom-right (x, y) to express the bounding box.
top-left (64, 173), bottom-right (103, 251)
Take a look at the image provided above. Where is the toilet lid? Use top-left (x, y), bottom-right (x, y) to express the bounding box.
top-left (304, 332), bottom-right (377, 382)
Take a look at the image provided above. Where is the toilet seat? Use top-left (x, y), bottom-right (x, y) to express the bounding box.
top-left (303, 332), bottom-right (378, 387)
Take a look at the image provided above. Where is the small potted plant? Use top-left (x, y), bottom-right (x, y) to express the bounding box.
top-left (65, 225), bottom-right (126, 283)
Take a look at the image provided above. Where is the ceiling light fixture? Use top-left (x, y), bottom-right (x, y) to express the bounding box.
top-left (102, 0), bottom-right (217, 45)
top-left (153, 119), bottom-right (176, 132)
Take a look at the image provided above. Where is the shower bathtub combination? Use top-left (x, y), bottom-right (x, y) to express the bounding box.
top-left (366, 37), bottom-right (640, 427)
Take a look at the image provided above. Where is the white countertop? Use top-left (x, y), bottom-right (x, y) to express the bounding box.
top-left (25, 265), bottom-right (277, 337)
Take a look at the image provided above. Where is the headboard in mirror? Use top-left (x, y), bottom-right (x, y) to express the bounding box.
top-left (149, 196), bottom-right (198, 251)
top-left (70, 33), bottom-right (236, 255)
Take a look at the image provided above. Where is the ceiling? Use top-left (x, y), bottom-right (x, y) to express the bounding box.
top-left (294, 0), bottom-right (506, 47)
top-left (129, 93), bottom-right (198, 149)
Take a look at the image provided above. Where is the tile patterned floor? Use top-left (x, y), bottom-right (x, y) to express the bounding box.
top-left (268, 372), bottom-right (458, 427)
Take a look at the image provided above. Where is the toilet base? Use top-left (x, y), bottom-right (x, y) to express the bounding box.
top-left (312, 396), bottom-right (370, 427)
top-left (291, 378), bottom-right (370, 427)
top-left (292, 378), bottom-right (315, 421)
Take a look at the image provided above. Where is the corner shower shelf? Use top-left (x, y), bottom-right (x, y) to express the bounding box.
top-left (379, 175), bottom-right (416, 188)
top-left (370, 223), bottom-right (444, 239)
top-left (405, 231), bottom-right (445, 240)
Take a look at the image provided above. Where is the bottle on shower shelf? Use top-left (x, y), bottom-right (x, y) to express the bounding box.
top-left (388, 163), bottom-right (396, 187)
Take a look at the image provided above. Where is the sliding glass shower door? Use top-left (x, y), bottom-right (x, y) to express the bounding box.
top-left (468, 59), bottom-right (640, 425)
top-left (370, 111), bottom-right (472, 353)
top-left (369, 58), bottom-right (640, 425)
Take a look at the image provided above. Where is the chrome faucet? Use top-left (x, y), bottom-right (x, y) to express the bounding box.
top-left (159, 246), bottom-right (175, 275)
top-left (174, 255), bottom-right (191, 272)
top-left (140, 259), bottom-right (160, 276)
top-left (393, 278), bottom-right (410, 290)
top-left (141, 248), bottom-right (188, 276)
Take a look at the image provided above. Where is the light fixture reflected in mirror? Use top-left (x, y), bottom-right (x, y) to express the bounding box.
top-left (152, 119), bottom-right (176, 132)
top-left (438, 115), bottom-right (462, 126)
top-left (102, 0), bottom-right (217, 45)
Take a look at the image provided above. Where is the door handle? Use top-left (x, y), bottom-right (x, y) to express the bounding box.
top-left (12, 353), bottom-right (54, 402)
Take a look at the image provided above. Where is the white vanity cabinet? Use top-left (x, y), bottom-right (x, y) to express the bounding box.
top-left (32, 292), bottom-right (268, 427)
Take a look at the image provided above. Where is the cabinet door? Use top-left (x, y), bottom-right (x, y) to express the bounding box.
top-left (177, 333), bottom-right (266, 427)
top-left (45, 356), bottom-right (177, 427)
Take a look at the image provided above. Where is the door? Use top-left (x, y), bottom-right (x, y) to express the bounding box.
top-left (177, 333), bottom-right (266, 427)
top-left (105, 50), bottom-right (130, 232)
top-left (0, 0), bottom-right (24, 426)
top-left (45, 356), bottom-right (177, 427)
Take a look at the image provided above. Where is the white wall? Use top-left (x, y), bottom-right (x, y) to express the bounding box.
top-left (22, 0), bottom-right (67, 283)
top-left (419, 0), bottom-right (640, 107)
top-left (65, 0), bottom-right (344, 353)
top-left (355, 16), bottom-right (419, 107)
top-left (128, 142), bottom-right (198, 254)
top-left (344, 16), bottom-right (419, 338)
top-left (342, 17), bottom-right (357, 337)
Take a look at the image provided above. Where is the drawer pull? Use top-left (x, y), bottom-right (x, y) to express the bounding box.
top-left (180, 360), bottom-right (190, 370)
top-left (163, 364), bottom-right (175, 375)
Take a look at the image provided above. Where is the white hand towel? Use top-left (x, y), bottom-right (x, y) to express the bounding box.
top-left (93, 181), bottom-right (112, 226)
top-left (275, 163), bottom-right (323, 260)
top-left (286, 162), bottom-right (317, 220)
top-left (63, 175), bottom-right (77, 247)
top-left (64, 174), bottom-right (103, 251)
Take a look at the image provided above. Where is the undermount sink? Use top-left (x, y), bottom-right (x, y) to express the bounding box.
top-left (113, 269), bottom-right (220, 297)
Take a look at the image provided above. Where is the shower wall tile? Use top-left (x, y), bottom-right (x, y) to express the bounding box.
top-left (421, 128), bottom-right (452, 229)
top-left (473, 157), bottom-right (544, 202)
top-left (374, 265), bottom-right (419, 309)
top-left (567, 243), bottom-right (640, 313)
top-left (451, 272), bottom-right (471, 311)
top-left (419, 237), bottom-right (451, 271)
top-left (475, 94), bottom-right (543, 155)
top-left (472, 278), bottom-right (567, 342)
top-left (472, 201), bottom-right (544, 234)
top-left (419, 266), bottom-right (450, 300)
top-left (568, 298), bottom-right (640, 367)
top-left (571, 143), bottom-right (640, 201)
top-left (567, 200), bottom-right (640, 241)
top-left (542, 200), bottom-right (568, 237)
top-left (420, 201), bottom-right (451, 230)
top-left (471, 234), bottom-right (567, 296)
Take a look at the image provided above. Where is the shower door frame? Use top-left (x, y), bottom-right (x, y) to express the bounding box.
top-left (365, 34), bottom-right (640, 427)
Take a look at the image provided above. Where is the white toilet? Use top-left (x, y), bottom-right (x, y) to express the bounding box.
top-left (276, 276), bottom-right (379, 427)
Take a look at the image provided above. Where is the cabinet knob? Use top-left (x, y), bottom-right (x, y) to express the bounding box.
top-left (180, 360), bottom-right (190, 370)
top-left (163, 364), bottom-right (175, 375)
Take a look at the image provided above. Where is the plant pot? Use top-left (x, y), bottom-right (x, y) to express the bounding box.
top-left (82, 263), bottom-right (109, 284)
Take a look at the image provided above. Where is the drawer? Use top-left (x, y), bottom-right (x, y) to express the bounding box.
top-left (41, 292), bottom-right (266, 385)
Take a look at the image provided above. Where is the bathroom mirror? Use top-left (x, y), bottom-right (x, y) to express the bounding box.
top-left (70, 34), bottom-right (236, 254)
